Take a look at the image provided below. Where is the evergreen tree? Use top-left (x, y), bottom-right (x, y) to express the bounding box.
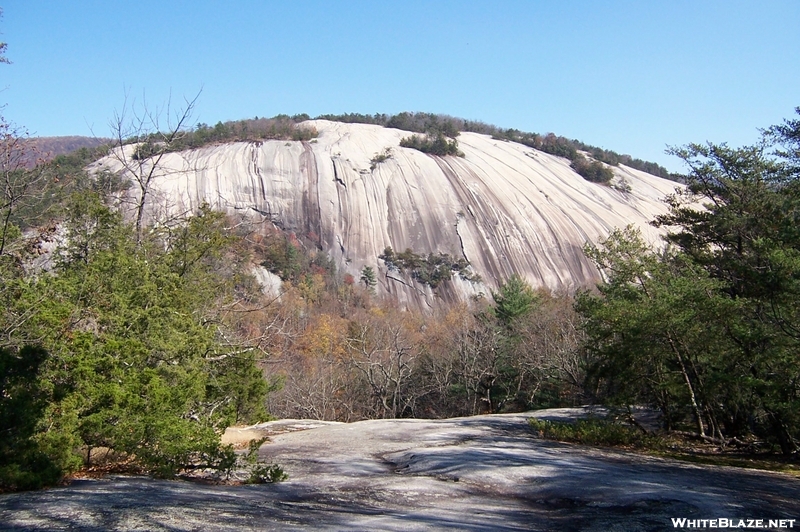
top-left (492, 275), bottom-right (537, 325)
top-left (360, 265), bottom-right (377, 292)
top-left (579, 109), bottom-right (800, 454)
top-left (0, 195), bottom-right (270, 486)
top-left (0, 346), bottom-right (61, 491)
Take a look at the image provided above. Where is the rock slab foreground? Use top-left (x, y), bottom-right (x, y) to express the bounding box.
top-left (1, 411), bottom-right (798, 531)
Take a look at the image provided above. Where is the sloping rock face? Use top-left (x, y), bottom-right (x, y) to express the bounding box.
top-left (96, 121), bottom-right (679, 309)
top-left (3, 412), bottom-right (799, 531)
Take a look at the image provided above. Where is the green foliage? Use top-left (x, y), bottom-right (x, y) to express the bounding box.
top-left (577, 227), bottom-right (734, 437)
top-left (369, 148), bottom-right (393, 170)
top-left (239, 437), bottom-right (287, 483)
top-left (247, 463), bottom-right (288, 484)
top-left (529, 417), bottom-right (654, 448)
top-left (360, 265), bottom-right (377, 291)
top-left (290, 126), bottom-right (317, 142)
top-left (483, 276), bottom-right (577, 414)
top-left (315, 111), bottom-right (673, 179)
top-left (387, 112), bottom-right (461, 138)
top-left (131, 139), bottom-right (163, 161)
top-left (400, 133), bottom-right (463, 157)
top-left (571, 154), bottom-right (614, 184)
top-left (379, 247), bottom-right (477, 288)
top-left (579, 109), bottom-right (800, 454)
top-left (492, 275), bottom-right (538, 324)
top-left (126, 115), bottom-right (318, 158)
top-left (0, 195), bottom-right (271, 488)
top-left (242, 437), bottom-right (269, 465)
top-left (318, 111), bottom-right (462, 137)
top-left (260, 232), bottom-right (304, 281)
top-left (122, 106), bottom-right (673, 180)
top-left (258, 230), bottom-right (337, 287)
top-left (0, 346), bottom-right (62, 492)
top-left (1, 138), bottom-right (119, 233)
top-left (539, 133), bottom-right (579, 159)
top-left (315, 112), bottom-right (390, 126)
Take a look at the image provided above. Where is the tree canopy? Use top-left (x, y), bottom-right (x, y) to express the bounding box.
top-left (0, 189), bottom-right (271, 490)
top-left (578, 108), bottom-right (800, 454)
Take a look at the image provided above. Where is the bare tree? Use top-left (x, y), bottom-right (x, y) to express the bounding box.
top-left (0, 8), bottom-right (10, 65)
top-left (346, 313), bottom-right (421, 419)
top-left (0, 116), bottom-right (45, 256)
top-left (514, 292), bottom-right (586, 405)
top-left (106, 89), bottom-right (201, 242)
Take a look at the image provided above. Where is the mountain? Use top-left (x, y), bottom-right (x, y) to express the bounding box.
top-left (21, 136), bottom-right (109, 167)
top-left (93, 120), bottom-right (680, 309)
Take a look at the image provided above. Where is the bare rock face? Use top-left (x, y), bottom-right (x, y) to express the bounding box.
top-left (95, 121), bottom-right (679, 309)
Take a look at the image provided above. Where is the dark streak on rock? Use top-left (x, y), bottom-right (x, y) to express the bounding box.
top-left (300, 142), bottom-right (322, 247)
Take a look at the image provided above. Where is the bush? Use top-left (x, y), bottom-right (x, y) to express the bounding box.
top-left (399, 133), bottom-right (463, 157)
top-left (239, 437), bottom-right (287, 484)
top-left (247, 463), bottom-right (288, 484)
top-left (0, 200), bottom-right (274, 485)
top-left (529, 417), bottom-right (654, 448)
top-left (379, 247), bottom-right (478, 288)
top-left (571, 155), bottom-right (614, 184)
top-left (0, 346), bottom-right (62, 492)
top-left (291, 126), bottom-right (318, 142)
top-left (370, 148), bottom-right (393, 170)
top-left (126, 115), bottom-right (320, 158)
top-left (316, 112), bottom-right (389, 126)
top-left (301, 111), bottom-right (672, 179)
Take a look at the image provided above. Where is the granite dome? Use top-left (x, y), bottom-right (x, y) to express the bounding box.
top-left (96, 120), bottom-right (679, 308)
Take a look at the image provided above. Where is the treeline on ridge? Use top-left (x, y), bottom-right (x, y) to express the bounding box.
top-left (27, 111), bottom-right (672, 185)
top-left (114, 110), bottom-right (672, 182)
top-left (130, 114), bottom-right (319, 160)
top-left (315, 111), bottom-right (674, 181)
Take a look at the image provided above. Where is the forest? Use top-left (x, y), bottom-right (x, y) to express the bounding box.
top-left (1, 107), bottom-right (799, 492)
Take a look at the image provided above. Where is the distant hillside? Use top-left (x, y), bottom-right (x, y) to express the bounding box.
top-left (21, 136), bottom-right (109, 167)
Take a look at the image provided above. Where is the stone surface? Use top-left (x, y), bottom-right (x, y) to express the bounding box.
top-left (95, 121), bottom-right (680, 309)
top-left (2, 411), bottom-right (798, 531)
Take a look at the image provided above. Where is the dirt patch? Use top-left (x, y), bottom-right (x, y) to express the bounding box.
top-left (221, 419), bottom-right (342, 448)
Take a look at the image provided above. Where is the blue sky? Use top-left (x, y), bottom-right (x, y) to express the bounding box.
top-left (1, 1), bottom-right (798, 172)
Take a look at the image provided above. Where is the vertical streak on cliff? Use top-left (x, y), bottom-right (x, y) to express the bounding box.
top-left (250, 141), bottom-right (266, 201)
top-left (331, 157), bottom-right (348, 259)
top-left (300, 142), bottom-right (322, 248)
top-left (453, 147), bottom-right (565, 279)
top-left (433, 157), bottom-right (509, 288)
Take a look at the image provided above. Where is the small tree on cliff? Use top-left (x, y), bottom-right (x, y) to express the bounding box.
top-left (361, 265), bottom-right (377, 292)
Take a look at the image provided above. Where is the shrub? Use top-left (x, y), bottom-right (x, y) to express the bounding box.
top-left (369, 148), bottom-right (393, 170)
top-left (571, 155), bottom-right (614, 184)
top-left (131, 140), bottom-right (164, 161)
top-left (291, 126), bottom-right (318, 142)
top-left (529, 417), bottom-right (654, 448)
top-left (379, 247), bottom-right (477, 288)
top-left (0, 346), bottom-right (62, 492)
top-left (399, 133), bottom-right (463, 157)
top-left (306, 111), bottom-right (672, 179)
top-left (247, 463), bottom-right (288, 483)
top-left (237, 437), bottom-right (288, 484)
top-left (126, 115), bottom-right (320, 158)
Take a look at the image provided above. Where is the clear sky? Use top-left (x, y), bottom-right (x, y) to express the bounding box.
top-left (1, 1), bottom-right (798, 172)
